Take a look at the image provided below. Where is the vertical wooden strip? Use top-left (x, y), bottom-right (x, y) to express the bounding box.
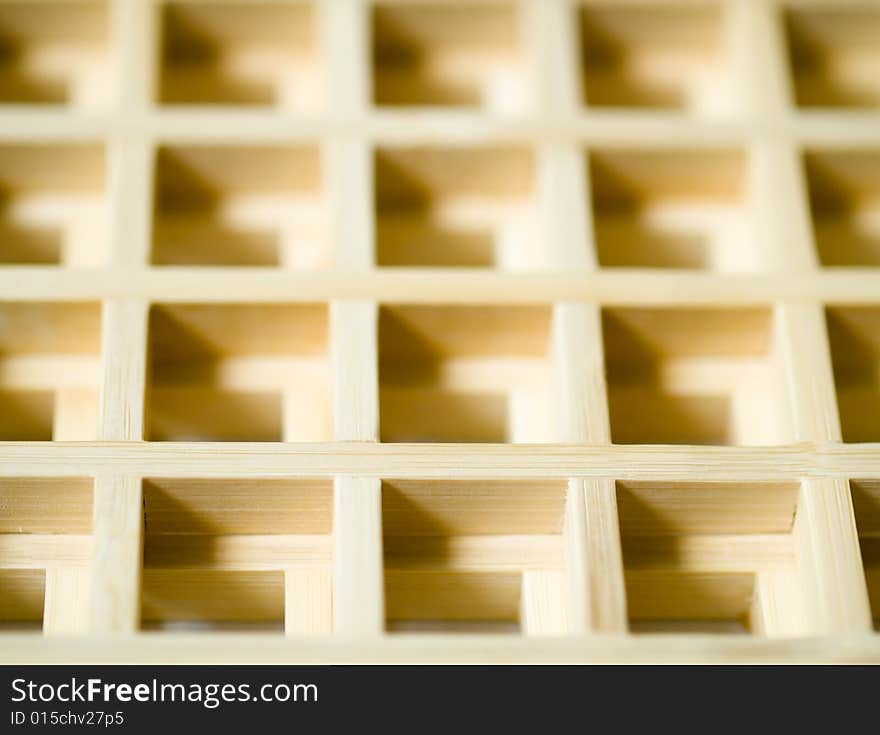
top-left (107, 143), bottom-right (154, 269)
top-left (70, 0), bottom-right (154, 639)
top-left (537, 146), bottom-right (592, 269)
top-left (735, 0), bottom-right (872, 636)
top-left (112, 0), bottom-right (155, 112)
top-left (520, 570), bottom-right (567, 636)
top-left (325, 140), bottom-right (374, 269)
top-left (523, 0), bottom-right (580, 115)
top-left (321, 0), bottom-right (370, 116)
top-left (322, 0), bottom-right (373, 270)
top-left (553, 303), bottom-right (610, 443)
top-left (777, 303), bottom-right (842, 443)
top-left (751, 142), bottom-right (817, 272)
top-left (725, 0), bottom-right (789, 118)
top-left (794, 479), bottom-right (872, 634)
top-left (89, 476), bottom-right (143, 634)
top-left (285, 568), bottom-right (333, 636)
top-left (43, 568), bottom-right (90, 636)
top-left (528, 0), bottom-right (592, 271)
top-left (583, 478), bottom-right (627, 633)
top-left (564, 479), bottom-right (627, 635)
top-left (331, 301), bottom-right (379, 443)
top-left (770, 196), bottom-right (870, 635)
top-left (750, 568), bottom-right (808, 638)
top-left (333, 477), bottom-right (384, 635)
top-left (319, 0), bottom-right (383, 638)
top-left (99, 299), bottom-right (149, 443)
top-left (553, 308), bottom-right (627, 635)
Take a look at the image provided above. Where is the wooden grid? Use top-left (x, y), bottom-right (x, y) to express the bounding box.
top-left (1, 0), bottom-right (880, 663)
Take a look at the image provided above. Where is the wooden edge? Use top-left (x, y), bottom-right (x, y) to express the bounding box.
top-left (2, 633), bottom-right (879, 665)
top-left (1, 442), bottom-right (880, 480)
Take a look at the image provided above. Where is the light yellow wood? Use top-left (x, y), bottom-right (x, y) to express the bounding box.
top-left (333, 477), bottom-right (383, 635)
top-left (88, 476), bottom-right (142, 634)
top-left (285, 568), bottom-right (332, 636)
top-left (521, 570), bottom-right (567, 637)
top-left (1, 0), bottom-right (880, 663)
top-left (3, 633), bottom-right (880, 665)
top-left (332, 301), bottom-right (379, 441)
top-left (43, 568), bottom-right (90, 637)
top-left (794, 479), bottom-right (872, 634)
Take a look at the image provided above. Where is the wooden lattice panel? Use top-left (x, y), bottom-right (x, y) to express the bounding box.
top-left (1, 0), bottom-right (880, 664)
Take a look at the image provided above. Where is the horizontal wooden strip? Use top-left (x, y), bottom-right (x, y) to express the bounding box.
top-left (0, 535), bottom-right (93, 569)
top-left (1, 633), bottom-right (879, 664)
top-left (0, 270), bottom-right (879, 306)
top-left (1, 108), bottom-right (879, 147)
top-left (0, 442), bottom-right (877, 480)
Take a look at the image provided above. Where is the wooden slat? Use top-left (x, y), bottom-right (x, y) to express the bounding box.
top-left (331, 301), bottom-right (379, 442)
top-left (3, 633), bottom-right (880, 665)
top-left (521, 570), bottom-right (567, 636)
top-left (285, 568), bottom-right (332, 636)
top-left (333, 477), bottom-right (384, 635)
top-left (794, 478), bottom-right (873, 634)
top-left (554, 303), bottom-right (627, 634)
top-left (43, 568), bottom-right (90, 636)
top-left (3, 270), bottom-right (880, 306)
top-left (88, 476), bottom-right (143, 634)
top-left (3, 442), bottom-right (880, 481)
top-left (98, 300), bottom-right (149, 442)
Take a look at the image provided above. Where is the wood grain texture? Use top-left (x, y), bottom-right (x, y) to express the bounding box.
top-left (1, 0), bottom-right (880, 662)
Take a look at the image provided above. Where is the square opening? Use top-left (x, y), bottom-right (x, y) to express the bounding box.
top-left (382, 479), bottom-right (568, 634)
top-left (589, 148), bottom-right (757, 271)
top-left (579, 3), bottom-right (732, 114)
top-left (0, 302), bottom-right (102, 440)
top-left (146, 303), bottom-right (330, 442)
top-left (804, 150), bottom-right (880, 267)
top-left (0, 144), bottom-right (107, 267)
top-left (0, 477), bottom-right (94, 632)
top-left (850, 480), bottom-right (880, 630)
top-left (158, 1), bottom-right (318, 108)
top-left (0, 570), bottom-right (45, 632)
top-left (618, 480), bottom-right (803, 635)
top-left (379, 304), bottom-right (555, 442)
top-left (825, 306), bottom-right (880, 443)
top-left (0, 2), bottom-right (110, 108)
top-left (142, 477), bottom-right (332, 633)
top-left (785, 7), bottom-right (880, 108)
top-left (374, 145), bottom-right (538, 269)
top-left (372, 2), bottom-right (526, 111)
top-left (602, 307), bottom-right (792, 445)
top-left (151, 145), bottom-right (327, 268)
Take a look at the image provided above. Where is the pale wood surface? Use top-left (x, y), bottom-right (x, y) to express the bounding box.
top-left (0, 0), bottom-right (879, 662)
